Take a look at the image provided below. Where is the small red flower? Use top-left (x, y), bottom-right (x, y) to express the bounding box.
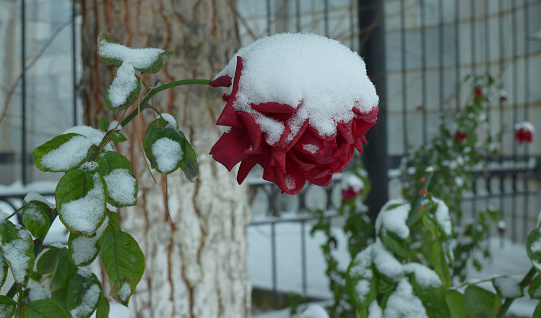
top-left (341, 175), bottom-right (364, 200)
top-left (474, 85), bottom-right (483, 99)
top-left (454, 131), bottom-right (468, 142)
top-left (209, 34), bottom-right (379, 195)
top-left (497, 220), bottom-right (506, 234)
top-left (514, 122), bottom-right (535, 144)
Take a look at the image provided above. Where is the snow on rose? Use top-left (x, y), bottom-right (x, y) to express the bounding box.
top-left (209, 33), bottom-right (379, 195)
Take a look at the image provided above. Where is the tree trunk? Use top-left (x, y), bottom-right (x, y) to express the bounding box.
top-left (80, 1), bottom-right (250, 317)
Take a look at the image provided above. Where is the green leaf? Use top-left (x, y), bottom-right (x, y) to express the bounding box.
top-left (56, 168), bottom-right (107, 236)
top-left (529, 275), bottom-right (541, 299)
top-left (67, 269), bottom-right (102, 318)
top-left (96, 292), bottom-right (110, 318)
top-left (97, 30), bottom-right (123, 67)
top-left (33, 133), bottom-right (90, 172)
top-left (98, 117), bottom-right (110, 132)
top-left (411, 278), bottom-right (450, 318)
top-left (68, 214), bottom-right (110, 266)
top-left (136, 50), bottom-right (174, 73)
top-left (445, 289), bottom-right (474, 318)
top-left (380, 230), bottom-right (410, 258)
top-left (51, 248), bottom-right (77, 292)
top-left (492, 276), bottom-right (523, 298)
top-left (0, 256), bottom-right (6, 290)
top-left (96, 152), bottom-right (138, 207)
top-left (105, 77), bottom-right (141, 114)
top-left (22, 202), bottom-right (51, 240)
top-left (527, 228), bottom-right (541, 271)
top-left (0, 295), bottom-right (17, 318)
top-left (430, 240), bottom-right (451, 286)
top-left (0, 221), bottom-right (35, 285)
top-left (110, 131), bottom-right (128, 143)
top-left (22, 299), bottom-right (68, 318)
top-left (101, 230), bottom-right (145, 305)
top-left (178, 130), bottom-right (199, 181)
top-left (51, 285), bottom-right (69, 314)
top-left (36, 247), bottom-right (60, 275)
top-left (143, 120), bottom-right (198, 179)
top-left (534, 301), bottom-right (541, 318)
top-left (463, 285), bottom-right (501, 318)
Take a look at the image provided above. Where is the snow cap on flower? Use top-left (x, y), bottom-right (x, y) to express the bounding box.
top-left (514, 121), bottom-right (535, 144)
top-left (209, 33), bottom-right (379, 195)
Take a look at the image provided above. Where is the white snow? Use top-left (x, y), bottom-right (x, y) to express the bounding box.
top-left (160, 113), bottom-right (177, 128)
top-left (103, 169), bottom-right (137, 206)
top-left (367, 301), bottom-right (382, 318)
top-left (493, 276), bottom-right (523, 298)
top-left (151, 137), bottom-right (183, 173)
top-left (107, 63), bottom-right (138, 108)
top-left (0, 223), bottom-right (32, 283)
top-left (117, 282), bottom-right (132, 303)
top-left (59, 173), bottom-right (105, 235)
top-left (70, 216), bottom-right (110, 266)
top-left (23, 204), bottom-right (46, 226)
top-left (64, 126), bottom-right (109, 148)
top-left (284, 175), bottom-right (296, 191)
top-left (70, 284), bottom-right (101, 318)
top-left (302, 144), bottom-right (319, 154)
top-left (375, 199), bottom-right (410, 239)
top-left (340, 174), bottom-right (364, 193)
top-left (383, 278), bottom-right (428, 318)
top-left (23, 192), bottom-right (53, 208)
top-left (514, 121), bottom-right (535, 133)
top-left (349, 245), bottom-right (373, 279)
top-left (402, 263), bottom-right (441, 288)
top-left (40, 135), bottom-right (92, 171)
top-left (296, 303), bottom-right (329, 318)
top-left (432, 198), bottom-right (452, 236)
top-left (371, 239), bottom-right (403, 281)
top-left (80, 162), bottom-right (98, 172)
top-left (214, 33), bottom-right (378, 145)
top-left (97, 40), bottom-right (165, 70)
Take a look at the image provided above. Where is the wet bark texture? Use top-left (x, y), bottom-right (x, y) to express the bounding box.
top-left (80, 1), bottom-right (250, 317)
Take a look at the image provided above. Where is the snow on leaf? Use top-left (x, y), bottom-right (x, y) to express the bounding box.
top-left (375, 199), bottom-right (410, 239)
top-left (151, 137), bottom-right (183, 174)
top-left (383, 278), bottom-right (428, 318)
top-left (56, 169), bottom-right (106, 236)
top-left (0, 221), bottom-right (34, 284)
top-left (68, 269), bottom-right (102, 318)
top-left (372, 239), bottom-right (403, 281)
top-left (402, 263), bottom-right (442, 288)
top-left (103, 169), bottom-right (137, 207)
top-left (34, 134), bottom-right (92, 172)
top-left (492, 276), bottom-right (523, 298)
top-left (432, 198), bottom-right (452, 237)
top-left (69, 215), bottom-right (110, 266)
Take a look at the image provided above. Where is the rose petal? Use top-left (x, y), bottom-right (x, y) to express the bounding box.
top-left (209, 75), bottom-right (232, 88)
top-left (210, 128), bottom-right (250, 171)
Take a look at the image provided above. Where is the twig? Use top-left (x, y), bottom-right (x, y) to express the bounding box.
top-left (406, 167), bottom-right (434, 227)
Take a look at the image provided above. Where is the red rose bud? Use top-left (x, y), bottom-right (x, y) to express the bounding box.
top-left (499, 89), bottom-right (508, 102)
top-left (454, 131), bottom-right (468, 142)
top-left (341, 174), bottom-right (364, 200)
top-left (497, 220), bottom-right (506, 234)
top-left (474, 85), bottom-right (483, 99)
top-left (514, 121), bottom-right (535, 144)
top-left (209, 33), bottom-right (379, 195)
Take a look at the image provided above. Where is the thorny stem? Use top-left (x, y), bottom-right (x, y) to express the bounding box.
top-left (496, 266), bottom-right (536, 318)
top-left (406, 167), bottom-right (434, 227)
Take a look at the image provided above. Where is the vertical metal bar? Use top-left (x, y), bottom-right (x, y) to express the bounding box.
top-left (271, 222), bottom-right (277, 297)
top-left (266, 0), bottom-right (271, 36)
top-left (296, 0), bottom-right (301, 33)
top-left (455, 0), bottom-right (461, 112)
top-left (438, 0), bottom-right (444, 122)
top-left (358, 0), bottom-right (388, 221)
top-left (522, 0), bottom-right (530, 242)
top-left (401, 0), bottom-right (408, 155)
top-left (72, 1), bottom-right (77, 126)
top-left (21, 0), bottom-right (27, 185)
top-left (498, 0), bottom-right (505, 242)
top-left (511, 0), bottom-right (518, 242)
top-left (301, 220), bottom-right (307, 296)
top-left (471, 1), bottom-right (476, 75)
top-left (420, 0), bottom-right (427, 144)
top-left (324, 0), bottom-right (329, 36)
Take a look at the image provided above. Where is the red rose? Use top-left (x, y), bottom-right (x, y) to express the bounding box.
top-left (474, 85), bottom-right (483, 99)
top-left (514, 122), bottom-right (535, 144)
top-left (341, 175), bottom-right (365, 200)
top-left (209, 34), bottom-right (378, 195)
top-left (454, 131), bottom-right (467, 142)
